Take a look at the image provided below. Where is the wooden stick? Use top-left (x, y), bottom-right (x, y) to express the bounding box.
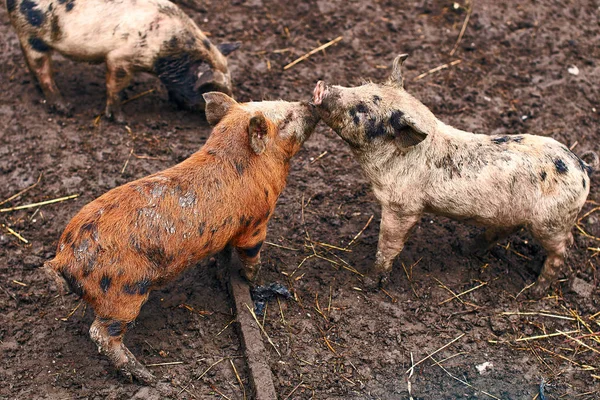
top-left (406, 333), bottom-right (465, 374)
top-left (0, 173), bottom-right (42, 206)
top-left (283, 381), bottom-right (304, 400)
top-left (283, 36), bottom-right (343, 70)
top-left (0, 194), bottom-right (79, 212)
top-left (449, 1), bottom-right (473, 56)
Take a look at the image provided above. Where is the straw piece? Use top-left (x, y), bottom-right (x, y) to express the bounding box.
top-left (406, 333), bottom-right (465, 374)
top-left (0, 173), bottom-right (42, 206)
top-left (283, 36), bottom-right (343, 70)
top-left (0, 194), bottom-right (79, 213)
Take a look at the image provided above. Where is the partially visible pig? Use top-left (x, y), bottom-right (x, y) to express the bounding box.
top-left (44, 93), bottom-right (319, 384)
top-left (312, 54), bottom-right (597, 297)
top-left (6, 0), bottom-right (240, 121)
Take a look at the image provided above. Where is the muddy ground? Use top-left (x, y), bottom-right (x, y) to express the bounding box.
top-left (1, 0), bottom-right (599, 399)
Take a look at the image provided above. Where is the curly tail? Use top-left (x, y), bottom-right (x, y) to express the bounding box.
top-left (580, 151), bottom-right (599, 175)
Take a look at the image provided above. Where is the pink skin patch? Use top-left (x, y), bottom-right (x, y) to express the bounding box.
top-left (313, 81), bottom-right (326, 105)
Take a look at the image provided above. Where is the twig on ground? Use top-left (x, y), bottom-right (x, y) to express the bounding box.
top-left (283, 381), bottom-right (304, 400)
top-left (146, 361), bottom-right (184, 367)
top-left (229, 359), bottom-right (246, 400)
top-left (0, 194), bottom-right (79, 213)
top-left (2, 224), bottom-right (28, 244)
top-left (197, 357), bottom-right (226, 380)
top-left (515, 330), bottom-right (579, 342)
top-left (244, 303), bottom-right (281, 356)
top-left (439, 281), bottom-right (488, 305)
top-left (283, 36), bottom-right (343, 70)
top-left (344, 214), bottom-right (374, 249)
top-left (430, 355), bottom-right (501, 400)
top-left (0, 173), bottom-right (42, 206)
top-left (449, 0), bottom-right (473, 56)
top-left (413, 60), bottom-right (462, 81)
top-left (406, 333), bottom-right (465, 375)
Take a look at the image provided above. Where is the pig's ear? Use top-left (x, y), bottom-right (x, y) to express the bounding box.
top-left (391, 110), bottom-right (430, 149)
top-left (248, 113), bottom-right (269, 155)
top-left (388, 53), bottom-right (409, 88)
top-left (203, 92), bottom-right (238, 125)
top-left (217, 42), bottom-right (242, 56)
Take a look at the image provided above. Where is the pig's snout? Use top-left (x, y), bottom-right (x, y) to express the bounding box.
top-left (313, 81), bottom-right (327, 106)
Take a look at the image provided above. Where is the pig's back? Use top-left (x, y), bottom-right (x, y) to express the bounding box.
top-left (13, 0), bottom-right (199, 66)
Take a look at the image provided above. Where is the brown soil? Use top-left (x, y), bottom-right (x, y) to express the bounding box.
top-left (1, 0), bottom-right (599, 399)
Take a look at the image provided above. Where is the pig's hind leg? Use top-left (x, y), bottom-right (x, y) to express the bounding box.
top-left (235, 228), bottom-right (267, 283)
top-left (528, 227), bottom-right (574, 298)
top-left (104, 57), bottom-right (134, 123)
top-left (89, 316), bottom-right (156, 385)
top-left (20, 43), bottom-right (72, 115)
top-left (368, 208), bottom-right (420, 290)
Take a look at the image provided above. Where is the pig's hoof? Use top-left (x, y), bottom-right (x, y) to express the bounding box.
top-left (527, 281), bottom-right (550, 299)
top-left (106, 112), bottom-right (127, 125)
top-left (362, 274), bottom-right (389, 292)
top-left (49, 101), bottom-right (73, 117)
top-left (129, 365), bottom-right (157, 386)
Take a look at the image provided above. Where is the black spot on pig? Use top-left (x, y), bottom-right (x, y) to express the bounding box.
top-left (63, 230), bottom-right (74, 245)
top-left (7, 0), bottom-right (16, 13)
top-left (202, 38), bottom-right (211, 50)
top-left (390, 110), bottom-right (405, 131)
top-left (582, 178), bottom-right (586, 189)
top-left (65, 0), bottom-right (74, 11)
top-left (252, 229), bottom-right (261, 237)
top-left (51, 15), bottom-right (62, 41)
top-left (145, 246), bottom-right (173, 268)
top-left (107, 321), bottom-right (125, 336)
top-left (235, 161), bottom-right (245, 175)
top-left (264, 189), bottom-right (269, 200)
top-left (241, 241), bottom-right (263, 258)
top-left (129, 234), bottom-right (141, 251)
top-left (61, 270), bottom-right (85, 297)
top-left (372, 95), bottom-right (381, 104)
top-left (355, 102), bottom-right (369, 113)
top-left (366, 117), bottom-right (386, 139)
top-left (81, 221), bottom-right (99, 241)
top-left (239, 216), bottom-right (252, 227)
top-left (20, 0), bottom-right (45, 27)
top-left (223, 216), bottom-right (233, 227)
top-left (540, 171), bottom-right (547, 181)
top-left (123, 278), bottom-right (151, 295)
top-left (577, 157), bottom-right (593, 175)
top-left (349, 108), bottom-right (360, 125)
top-left (198, 222), bottom-right (206, 236)
top-left (553, 158), bottom-right (568, 174)
top-left (512, 136), bottom-right (523, 143)
top-left (492, 136), bottom-right (509, 144)
top-left (100, 275), bottom-right (112, 293)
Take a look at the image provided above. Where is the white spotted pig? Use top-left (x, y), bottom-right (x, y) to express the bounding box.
top-left (6, 0), bottom-right (240, 122)
top-left (312, 54), bottom-right (597, 297)
top-left (44, 93), bottom-right (319, 384)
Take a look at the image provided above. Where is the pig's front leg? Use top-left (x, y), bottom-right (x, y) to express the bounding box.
top-left (235, 227), bottom-right (267, 283)
top-left (366, 207), bottom-right (420, 290)
top-left (105, 59), bottom-right (133, 123)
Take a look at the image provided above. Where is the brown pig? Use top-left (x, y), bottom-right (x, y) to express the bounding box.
top-left (44, 93), bottom-right (319, 384)
top-left (6, 0), bottom-right (240, 121)
top-left (312, 54), bottom-right (597, 297)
